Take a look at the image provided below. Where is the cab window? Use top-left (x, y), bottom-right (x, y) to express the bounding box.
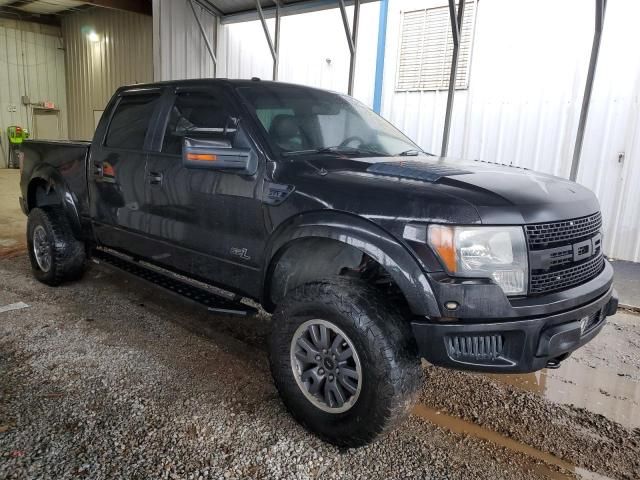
top-left (105, 93), bottom-right (161, 150)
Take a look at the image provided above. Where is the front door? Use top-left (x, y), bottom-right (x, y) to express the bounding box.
top-left (143, 87), bottom-right (267, 296)
top-left (88, 89), bottom-right (163, 257)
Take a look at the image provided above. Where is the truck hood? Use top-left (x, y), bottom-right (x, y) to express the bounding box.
top-left (293, 155), bottom-right (600, 225)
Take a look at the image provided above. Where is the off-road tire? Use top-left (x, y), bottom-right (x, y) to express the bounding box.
top-left (269, 278), bottom-right (422, 448)
top-left (27, 207), bottom-right (86, 286)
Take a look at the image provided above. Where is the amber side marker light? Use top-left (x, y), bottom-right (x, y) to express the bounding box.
top-left (428, 225), bottom-right (457, 273)
top-left (187, 153), bottom-right (217, 162)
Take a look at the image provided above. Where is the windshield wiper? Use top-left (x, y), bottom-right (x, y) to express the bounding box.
top-left (282, 146), bottom-right (389, 157)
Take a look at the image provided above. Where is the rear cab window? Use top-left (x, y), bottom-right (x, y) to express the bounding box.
top-left (105, 92), bottom-right (162, 150)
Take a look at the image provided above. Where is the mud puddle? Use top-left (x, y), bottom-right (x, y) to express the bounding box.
top-left (484, 361), bottom-right (640, 429)
top-left (413, 404), bottom-right (612, 480)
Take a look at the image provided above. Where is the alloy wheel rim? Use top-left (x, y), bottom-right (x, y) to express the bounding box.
top-left (33, 225), bottom-right (52, 272)
top-left (290, 319), bottom-right (362, 413)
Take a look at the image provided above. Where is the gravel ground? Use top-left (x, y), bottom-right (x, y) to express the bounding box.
top-left (1, 254), bottom-right (639, 479)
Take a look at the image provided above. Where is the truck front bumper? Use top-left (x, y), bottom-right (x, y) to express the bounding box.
top-left (412, 267), bottom-right (618, 373)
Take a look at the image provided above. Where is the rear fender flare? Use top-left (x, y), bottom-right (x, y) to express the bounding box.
top-left (264, 211), bottom-right (441, 317)
top-left (27, 164), bottom-right (82, 237)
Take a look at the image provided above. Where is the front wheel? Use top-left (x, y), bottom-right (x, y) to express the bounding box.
top-left (269, 279), bottom-right (422, 448)
top-left (27, 207), bottom-right (86, 286)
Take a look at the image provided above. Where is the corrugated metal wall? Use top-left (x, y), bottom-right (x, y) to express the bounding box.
top-left (218, 0), bottom-right (640, 262)
top-left (152, 0), bottom-right (217, 81)
top-left (62, 8), bottom-right (153, 140)
top-left (0, 19), bottom-right (67, 167)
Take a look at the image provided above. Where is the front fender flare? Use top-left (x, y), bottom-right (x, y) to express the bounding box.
top-left (264, 211), bottom-right (441, 317)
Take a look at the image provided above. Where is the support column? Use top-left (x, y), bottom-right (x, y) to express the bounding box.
top-left (273, 0), bottom-right (281, 80)
top-left (373, 0), bottom-right (389, 113)
top-left (188, 0), bottom-right (217, 77)
top-left (570, 0), bottom-right (607, 181)
top-left (440, 0), bottom-right (465, 158)
top-left (256, 0), bottom-right (281, 81)
top-left (338, 0), bottom-right (360, 96)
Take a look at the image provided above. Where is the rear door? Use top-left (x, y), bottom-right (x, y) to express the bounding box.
top-left (142, 86), bottom-right (267, 296)
top-left (88, 88), bottom-right (164, 256)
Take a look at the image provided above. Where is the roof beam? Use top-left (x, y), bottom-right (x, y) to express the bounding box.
top-left (83, 0), bottom-right (152, 16)
top-left (0, 2), bottom-right (61, 26)
top-left (221, 0), bottom-right (364, 24)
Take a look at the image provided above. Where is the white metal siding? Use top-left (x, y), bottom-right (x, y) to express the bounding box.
top-left (62, 8), bottom-right (153, 141)
top-left (213, 0), bottom-right (640, 262)
top-left (0, 19), bottom-right (68, 167)
top-left (153, 0), bottom-right (217, 81)
top-left (380, 0), bottom-right (640, 262)
top-left (217, 4), bottom-right (380, 107)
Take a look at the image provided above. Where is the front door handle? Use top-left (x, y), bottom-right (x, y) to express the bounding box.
top-left (148, 171), bottom-right (163, 185)
top-left (93, 162), bottom-right (103, 177)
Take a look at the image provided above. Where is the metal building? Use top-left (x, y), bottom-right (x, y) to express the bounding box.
top-left (0, 0), bottom-right (637, 263)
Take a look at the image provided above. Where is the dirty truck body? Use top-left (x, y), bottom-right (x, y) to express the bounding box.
top-left (19, 79), bottom-right (618, 447)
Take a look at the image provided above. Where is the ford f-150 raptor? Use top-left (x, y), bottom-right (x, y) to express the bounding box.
top-left (19, 79), bottom-right (618, 447)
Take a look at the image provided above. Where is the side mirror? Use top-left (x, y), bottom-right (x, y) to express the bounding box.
top-left (182, 137), bottom-right (257, 175)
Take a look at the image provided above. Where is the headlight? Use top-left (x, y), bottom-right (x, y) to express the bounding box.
top-left (404, 224), bottom-right (528, 296)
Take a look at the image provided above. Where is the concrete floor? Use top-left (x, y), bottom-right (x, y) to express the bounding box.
top-left (0, 169), bottom-right (25, 257)
top-left (610, 259), bottom-right (640, 310)
top-left (1, 168), bottom-right (639, 479)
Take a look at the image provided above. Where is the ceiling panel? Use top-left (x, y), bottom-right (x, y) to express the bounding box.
top-left (17, 0), bottom-right (86, 14)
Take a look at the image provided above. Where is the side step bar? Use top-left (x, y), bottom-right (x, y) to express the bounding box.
top-left (91, 249), bottom-right (257, 317)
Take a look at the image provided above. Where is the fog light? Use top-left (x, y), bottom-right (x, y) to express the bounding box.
top-left (445, 301), bottom-right (459, 310)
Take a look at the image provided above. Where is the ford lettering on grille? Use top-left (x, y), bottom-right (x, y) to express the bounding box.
top-left (526, 214), bottom-right (604, 295)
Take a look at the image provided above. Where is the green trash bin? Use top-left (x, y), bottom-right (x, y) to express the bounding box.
top-left (7, 125), bottom-right (29, 169)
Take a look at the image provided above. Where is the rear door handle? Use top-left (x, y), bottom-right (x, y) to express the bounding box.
top-left (148, 171), bottom-right (163, 185)
top-left (93, 162), bottom-right (103, 177)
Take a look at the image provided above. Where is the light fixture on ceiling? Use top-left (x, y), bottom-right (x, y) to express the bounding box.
top-left (87, 30), bottom-right (100, 42)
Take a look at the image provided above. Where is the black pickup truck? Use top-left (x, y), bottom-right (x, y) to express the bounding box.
top-left (20, 79), bottom-right (618, 447)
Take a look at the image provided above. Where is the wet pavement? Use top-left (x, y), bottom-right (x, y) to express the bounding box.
top-left (610, 259), bottom-right (640, 310)
top-left (489, 301), bottom-right (640, 425)
top-left (1, 168), bottom-right (639, 479)
top-left (412, 405), bottom-right (611, 480)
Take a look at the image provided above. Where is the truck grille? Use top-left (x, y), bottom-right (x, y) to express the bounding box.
top-left (526, 212), bottom-right (604, 295)
top-left (530, 252), bottom-right (605, 294)
top-left (525, 212), bottom-right (602, 250)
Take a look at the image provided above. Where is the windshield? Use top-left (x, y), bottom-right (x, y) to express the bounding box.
top-left (237, 83), bottom-right (424, 157)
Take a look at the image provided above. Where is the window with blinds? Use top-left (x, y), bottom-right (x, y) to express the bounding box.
top-left (396, 2), bottom-right (477, 91)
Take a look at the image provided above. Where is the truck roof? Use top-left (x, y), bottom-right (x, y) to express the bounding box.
top-left (115, 78), bottom-right (343, 97)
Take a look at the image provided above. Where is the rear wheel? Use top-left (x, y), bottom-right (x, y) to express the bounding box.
top-left (269, 278), bottom-right (422, 447)
top-left (27, 207), bottom-right (86, 286)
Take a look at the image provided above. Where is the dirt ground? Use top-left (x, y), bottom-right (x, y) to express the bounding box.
top-left (1, 169), bottom-right (639, 479)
